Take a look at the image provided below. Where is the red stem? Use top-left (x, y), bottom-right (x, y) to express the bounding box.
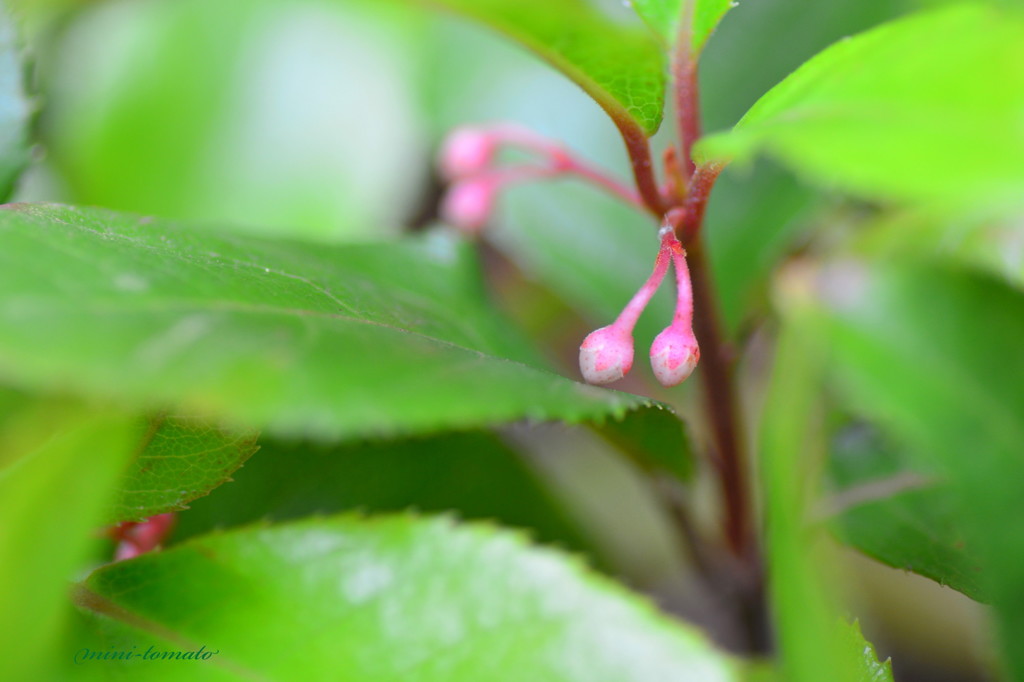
top-left (672, 1), bottom-right (701, 178)
top-left (687, 234), bottom-right (752, 558)
top-left (614, 120), bottom-right (667, 216)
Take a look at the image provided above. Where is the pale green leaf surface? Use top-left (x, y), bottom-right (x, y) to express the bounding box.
top-left (0, 203), bottom-right (665, 439)
top-left (0, 401), bottom-right (137, 682)
top-left (79, 516), bottom-right (739, 681)
top-left (697, 4), bottom-right (1024, 215)
top-left (631, 0), bottom-right (735, 54)
top-left (807, 261), bottom-right (1024, 678)
top-left (412, 0), bottom-right (666, 135)
top-left (110, 416), bottom-right (259, 523)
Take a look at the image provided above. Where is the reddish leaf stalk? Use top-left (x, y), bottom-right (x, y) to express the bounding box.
top-left (672, 1), bottom-right (701, 177)
top-left (614, 120), bottom-right (668, 216)
top-left (687, 235), bottom-right (752, 559)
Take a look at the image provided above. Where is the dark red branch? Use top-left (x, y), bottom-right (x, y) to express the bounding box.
top-left (687, 233), bottom-right (752, 560)
top-left (673, 58), bottom-right (701, 178)
top-left (614, 120), bottom-right (667, 216)
top-left (680, 162), bottom-right (724, 241)
top-left (672, 1), bottom-right (701, 179)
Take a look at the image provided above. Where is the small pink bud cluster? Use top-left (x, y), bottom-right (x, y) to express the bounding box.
top-left (107, 512), bottom-right (176, 561)
top-left (437, 124), bottom-right (564, 235)
top-left (579, 219), bottom-right (699, 388)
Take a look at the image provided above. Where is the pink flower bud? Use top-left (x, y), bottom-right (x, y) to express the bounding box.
top-left (440, 178), bottom-right (496, 233)
top-left (650, 324), bottom-right (700, 387)
top-left (439, 128), bottom-right (497, 179)
top-left (579, 324), bottom-right (634, 384)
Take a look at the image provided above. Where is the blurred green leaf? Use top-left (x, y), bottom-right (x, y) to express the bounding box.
top-left (0, 203), bottom-right (670, 439)
top-left (759, 308), bottom-right (856, 682)
top-left (78, 515), bottom-right (739, 681)
top-left (631, 0), bottom-right (735, 54)
top-left (697, 4), bottom-right (1024, 215)
top-left (852, 209), bottom-right (1024, 295)
top-left (173, 431), bottom-right (599, 562)
top-left (407, 0), bottom-right (666, 135)
top-left (110, 416), bottom-right (259, 524)
top-left (704, 161), bottom-right (818, 334)
top-left (827, 422), bottom-right (985, 601)
top-left (0, 5), bottom-right (31, 201)
top-left (0, 400), bottom-right (137, 681)
top-left (807, 260), bottom-right (1024, 678)
top-left (44, 0), bottom-right (424, 240)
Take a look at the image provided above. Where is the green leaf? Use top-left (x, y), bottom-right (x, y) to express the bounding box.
top-left (173, 431), bottom-right (600, 563)
top-left (110, 415), bottom-right (259, 523)
top-left (827, 421), bottom-right (985, 602)
top-left (696, 4), bottom-right (1024, 215)
top-left (806, 260), bottom-right (1024, 678)
top-left (78, 515), bottom-right (739, 681)
top-left (0, 5), bottom-right (31, 201)
top-left (705, 162), bottom-right (819, 335)
top-left (410, 0), bottom-right (666, 135)
top-left (632, 0), bottom-right (735, 54)
top-left (0, 203), bottom-right (666, 438)
top-left (0, 400), bottom-right (137, 681)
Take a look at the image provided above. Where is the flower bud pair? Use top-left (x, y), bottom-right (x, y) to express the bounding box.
top-left (579, 227), bottom-right (699, 388)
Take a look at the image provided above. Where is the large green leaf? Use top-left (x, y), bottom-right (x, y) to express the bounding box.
top-left (827, 421), bottom-right (985, 601)
top-left (0, 203), bottom-right (667, 438)
top-left (77, 515), bottom-right (739, 681)
top-left (110, 415), bottom-right (259, 523)
top-left (806, 260), bottom-right (1024, 678)
top-left (411, 0), bottom-right (666, 136)
top-left (0, 401), bottom-right (137, 681)
top-left (697, 4), bottom-right (1024, 215)
top-left (632, 0), bottom-right (735, 54)
top-left (0, 5), bottom-right (31, 201)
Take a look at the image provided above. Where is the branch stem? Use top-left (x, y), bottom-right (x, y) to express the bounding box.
top-left (615, 120), bottom-right (667, 216)
top-left (686, 234), bottom-right (753, 560)
top-left (672, 1), bottom-right (701, 178)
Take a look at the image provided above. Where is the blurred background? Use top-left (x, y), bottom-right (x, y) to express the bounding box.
top-left (3, 0), bottom-right (999, 679)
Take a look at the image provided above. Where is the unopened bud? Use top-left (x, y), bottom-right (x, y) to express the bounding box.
top-left (649, 324), bottom-right (699, 387)
top-left (440, 178), bottom-right (496, 233)
top-left (579, 325), bottom-right (634, 384)
top-left (439, 128), bottom-right (497, 179)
